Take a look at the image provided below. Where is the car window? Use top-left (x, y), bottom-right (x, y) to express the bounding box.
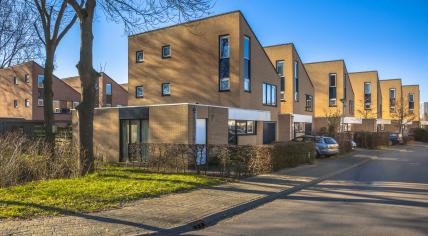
top-left (324, 137), bottom-right (337, 144)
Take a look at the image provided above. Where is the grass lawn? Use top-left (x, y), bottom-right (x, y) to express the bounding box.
top-left (0, 166), bottom-right (224, 219)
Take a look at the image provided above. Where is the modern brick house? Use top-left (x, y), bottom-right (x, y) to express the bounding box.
top-left (264, 43), bottom-right (315, 141)
top-left (63, 72), bottom-right (128, 107)
top-left (349, 71), bottom-right (383, 132)
top-left (74, 11), bottom-right (281, 162)
top-left (402, 85), bottom-right (420, 129)
top-left (379, 79), bottom-right (402, 132)
top-left (0, 61), bottom-right (80, 128)
top-left (304, 60), bottom-right (357, 133)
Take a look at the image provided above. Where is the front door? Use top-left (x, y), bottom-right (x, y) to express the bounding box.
top-left (120, 119), bottom-right (148, 162)
top-left (263, 122), bottom-right (276, 144)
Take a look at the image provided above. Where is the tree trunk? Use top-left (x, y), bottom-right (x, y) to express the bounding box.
top-left (43, 47), bottom-right (55, 149)
top-left (77, 6), bottom-right (97, 176)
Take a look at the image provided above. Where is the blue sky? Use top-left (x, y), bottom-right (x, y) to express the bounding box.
top-left (54, 0), bottom-right (428, 102)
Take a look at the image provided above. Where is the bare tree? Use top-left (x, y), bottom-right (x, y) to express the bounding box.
top-left (30, 0), bottom-right (78, 147)
top-left (64, 0), bottom-right (213, 175)
top-left (390, 99), bottom-right (417, 136)
top-left (0, 0), bottom-right (41, 68)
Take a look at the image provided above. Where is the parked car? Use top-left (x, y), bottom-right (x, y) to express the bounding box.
top-left (389, 133), bottom-right (403, 145)
top-left (351, 141), bottom-right (357, 150)
top-left (292, 135), bottom-right (339, 158)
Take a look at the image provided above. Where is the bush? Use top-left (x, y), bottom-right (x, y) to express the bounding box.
top-left (413, 128), bottom-right (428, 142)
top-left (0, 133), bottom-right (78, 188)
top-left (336, 133), bottom-right (353, 154)
top-left (354, 132), bottom-right (390, 149)
top-left (128, 142), bottom-right (315, 178)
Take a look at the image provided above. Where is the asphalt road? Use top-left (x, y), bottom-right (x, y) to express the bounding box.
top-left (185, 143), bottom-right (428, 236)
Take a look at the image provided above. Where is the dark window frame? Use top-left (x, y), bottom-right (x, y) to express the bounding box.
top-left (161, 45), bottom-right (171, 59)
top-left (135, 85), bottom-right (144, 98)
top-left (219, 34), bottom-right (231, 92)
top-left (305, 94), bottom-right (313, 112)
top-left (408, 93), bottom-right (415, 112)
top-left (243, 35), bottom-right (251, 93)
top-left (13, 99), bottom-right (18, 108)
top-left (161, 83), bottom-right (171, 96)
top-left (364, 82), bottom-right (372, 110)
top-left (389, 88), bottom-right (396, 113)
top-left (262, 82), bottom-right (277, 107)
top-left (229, 120), bottom-right (257, 137)
top-left (294, 60), bottom-right (299, 102)
top-left (136, 50), bottom-right (144, 63)
top-left (329, 73), bottom-right (337, 107)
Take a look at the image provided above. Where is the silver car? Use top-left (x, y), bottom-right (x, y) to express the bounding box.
top-left (293, 135), bottom-right (339, 158)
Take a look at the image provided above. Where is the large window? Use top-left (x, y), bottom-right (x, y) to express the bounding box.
top-left (13, 100), bottom-right (18, 108)
top-left (53, 100), bottom-right (61, 113)
top-left (106, 83), bottom-right (112, 106)
top-left (162, 83), bottom-right (170, 96)
top-left (364, 82), bottom-right (371, 110)
top-left (262, 83), bottom-right (277, 106)
top-left (162, 45), bottom-right (171, 58)
top-left (243, 36), bottom-right (251, 92)
top-left (349, 100), bottom-right (354, 115)
top-left (136, 51), bottom-right (144, 63)
top-left (329, 73), bottom-right (337, 106)
top-left (389, 88), bottom-right (396, 113)
top-left (136, 86), bottom-right (144, 98)
top-left (37, 75), bottom-right (44, 88)
top-left (24, 74), bottom-right (30, 83)
top-left (276, 60), bottom-right (285, 101)
top-left (409, 93), bottom-right (415, 113)
top-left (294, 60), bottom-right (299, 101)
top-left (305, 95), bottom-right (313, 112)
top-left (228, 120), bottom-right (256, 144)
top-left (14, 76), bottom-right (19, 85)
top-left (219, 35), bottom-right (230, 91)
top-left (25, 99), bottom-right (30, 107)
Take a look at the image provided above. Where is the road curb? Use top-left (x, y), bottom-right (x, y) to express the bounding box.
top-left (145, 156), bottom-right (372, 236)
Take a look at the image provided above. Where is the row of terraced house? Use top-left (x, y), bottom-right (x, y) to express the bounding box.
top-left (0, 11), bottom-right (424, 162)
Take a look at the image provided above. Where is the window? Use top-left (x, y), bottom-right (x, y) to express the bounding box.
top-left (364, 82), bottom-right (371, 110)
top-left (344, 74), bottom-right (347, 99)
top-left (276, 60), bottom-right (285, 101)
top-left (73, 101), bottom-right (79, 109)
top-left (25, 99), bottom-right (30, 107)
top-left (13, 100), bottom-right (18, 108)
top-left (106, 83), bottom-right (112, 95)
top-left (409, 93), bottom-right (415, 113)
top-left (24, 74), bottom-right (30, 83)
top-left (38, 99), bottom-right (44, 106)
top-left (243, 36), bottom-right (251, 92)
top-left (329, 73), bottom-right (337, 106)
top-left (389, 88), bottom-right (396, 113)
top-left (294, 60), bottom-right (299, 101)
top-left (136, 51), bottom-right (144, 63)
top-left (106, 83), bottom-right (112, 106)
top-left (162, 45), bottom-right (171, 58)
top-left (305, 95), bottom-right (313, 112)
top-left (37, 75), bottom-right (44, 88)
top-left (53, 100), bottom-right (61, 113)
top-left (230, 120), bottom-right (256, 136)
top-left (136, 86), bottom-right (144, 98)
top-left (262, 83), bottom-right (277, 106)
top-left (14, 76), bottom-right (19, 85)
top-left (162, 83), bottom-right (170, 96)
top-left (349, 100), bottom-right (354, 115)
top-left (219, 35), bottom-right (230, 91)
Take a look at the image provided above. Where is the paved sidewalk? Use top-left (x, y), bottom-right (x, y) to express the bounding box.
top-left (0, 151), bottom-right (373, 236)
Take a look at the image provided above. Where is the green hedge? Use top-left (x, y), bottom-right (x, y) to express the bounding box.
top-left (354, 132), bottom-right (390, 149)
top-left (272, 142), bottom-right (315, 170)
top-left (413, 128), bottom-right (428, 142)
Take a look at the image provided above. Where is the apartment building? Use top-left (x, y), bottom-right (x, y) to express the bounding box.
top-left (349, 71), bottom-right (382, 132)
top-left (304, 60), bottom-right (356, 133)
top-left (63, 72), bottom-right (128, 107)
top-left (76, 11), bottom-right (281, 162)
top-left (402, 85), bottom-right (420, 129)
top-left (0, 61), bottom-right (80, 126)
top-left (264, 43), bottom-right (314, 141)
top-left (379, 79), bottom-right (402, 132)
